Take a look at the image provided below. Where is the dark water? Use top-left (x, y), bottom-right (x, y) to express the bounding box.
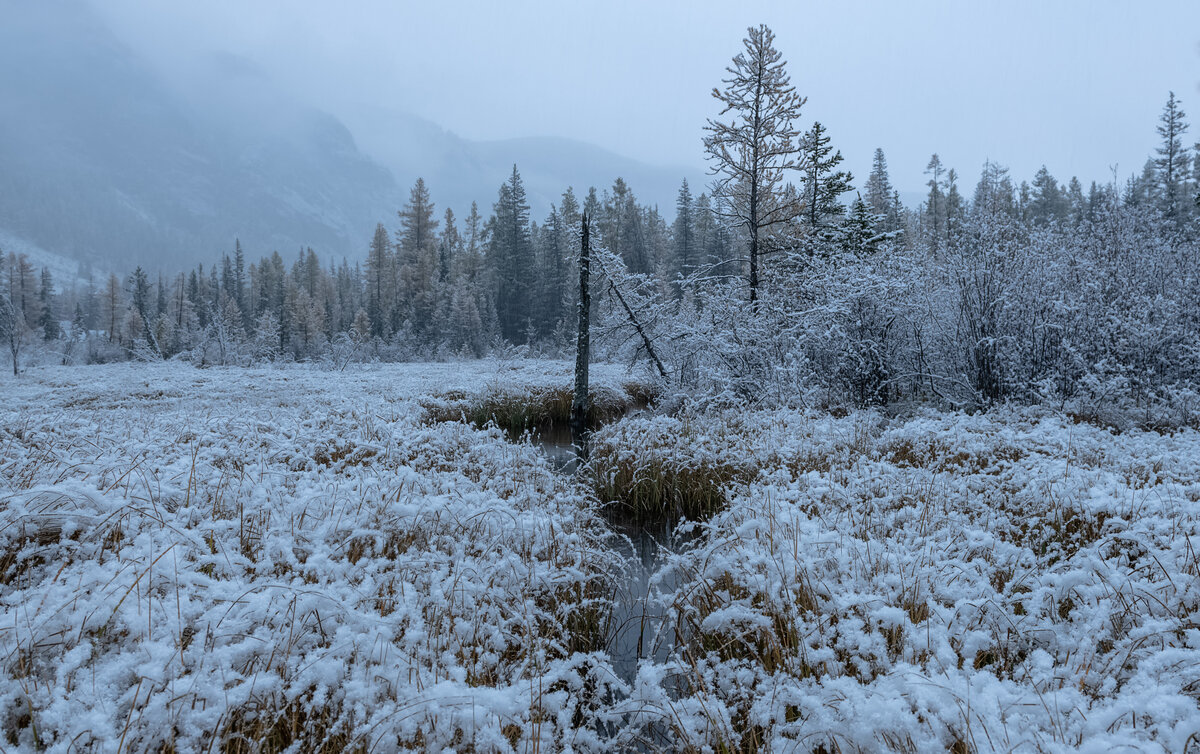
top-left (604, 522), bottom-right (684, 683)
top-left (524, 422), bottom-right (582, 474)
top-left (528, 430), bottom-right (681, 684)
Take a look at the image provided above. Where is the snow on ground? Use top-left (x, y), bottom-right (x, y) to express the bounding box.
top-left (0, 360), bottom-right (640, 752)
top-left (604, 409), bottom-right (1200, 751)
top-left (3, 362), bottom-right (1199, 752)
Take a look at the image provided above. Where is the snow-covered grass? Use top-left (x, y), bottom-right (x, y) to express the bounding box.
top-left (3, 362), bottom-right (1199, 752)
top-left (0, 361), bottom-right (642, 752)
top-left (422, 378), bottom-right (649, 437)
top-left (615, 408), bottom-right (1200, 752)
top-left (587, 412), bottom-right (760, 524)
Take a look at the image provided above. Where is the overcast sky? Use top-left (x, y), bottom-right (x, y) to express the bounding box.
top-left (92, 0), bottom-right (1200, 195)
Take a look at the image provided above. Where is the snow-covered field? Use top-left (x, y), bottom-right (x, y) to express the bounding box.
top-left (2, 362), bottom-right (1199, 752)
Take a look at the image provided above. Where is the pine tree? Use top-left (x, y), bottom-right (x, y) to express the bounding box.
top-left (704, 24), bottom-right (807, 305)
top-left (38, 267), bottom-right (59, 340)
top-left (488, 165), bottom-right (534, 343)
top-left (1155, 92), bottom-right (1190, 217)
top-left (801, 121), bottom-right (854, 227)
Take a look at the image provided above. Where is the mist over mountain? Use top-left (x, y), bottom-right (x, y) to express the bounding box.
top-left (341, 105), bottom-right (703, 218)
top-left (0, 3), bottom-right (699, 277)
top-left (0, 3), bottom-right (398, 275)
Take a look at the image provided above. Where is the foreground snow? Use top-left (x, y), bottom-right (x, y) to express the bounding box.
top-left (600, 410), bottom-right (1200, 751)
top-left (2, 362), bottom-right (1199, 752)
top-left (0, 361), bottom-right (639, 752)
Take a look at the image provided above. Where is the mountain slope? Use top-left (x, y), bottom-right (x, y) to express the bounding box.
top-left (343, 105), bottom-right (703, 216)
top-left (0, 3), bottom-right (400, 272)
top-left (0, 4), bottom-right (701, 274)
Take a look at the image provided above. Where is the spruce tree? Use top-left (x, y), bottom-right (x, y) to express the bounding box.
top-left (234, 239), bottom-right (247, 318)
top-left (1066, 177), bottom-right (1086, 223)
top-left (924, 154), bottom-right (946, 241)
top-left (801, 121), bottom-right (854, 227)
top-left (672, 178), bottom-right (695, 290)
top-left (488, 165), bottom-right (533, 343)
top-left (38, 267), bottom-right (59, 340)
top-left (973, 161), bottom-right (1016, 217)
top-left (843, 194), bottom-right (880, 256)
top-left (1029, 165), bottom-right (1065, 225)
top-left (945, 168), bottom-right (965, 238)
top-left (71, 303), bottom-right (86, 339)
top-left (366, 223), bottom-right (390, 338)
top-left (396, 179), bottom-right (440, 334)
top-left (864, 149), bottom-right (892, 213)
top-left (129, 266), bottom-right (151, 339)
top-left (1155, 92), bottom-right (1190, 217)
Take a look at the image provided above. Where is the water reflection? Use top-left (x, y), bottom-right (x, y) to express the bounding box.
top-left (605, 522), bottom-right (683, 683)
top-left (526, 428), bottom-right (683, 683)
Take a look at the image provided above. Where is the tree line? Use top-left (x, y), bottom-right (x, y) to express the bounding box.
top-left (3, 25), bottom-right (1198, 421)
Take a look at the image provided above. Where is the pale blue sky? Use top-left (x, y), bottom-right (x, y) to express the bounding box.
top-left (93, 0), bottom-right (1200, 194)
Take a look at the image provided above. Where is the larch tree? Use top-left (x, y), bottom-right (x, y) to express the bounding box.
top-left (0, 291), bottom-right (21, 375)
top-left (104, 274), bottom-right (122, 343)
top-left (703, 23), bottom-right (807, 306)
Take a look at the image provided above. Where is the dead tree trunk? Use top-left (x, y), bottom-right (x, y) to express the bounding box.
top-left (606, 278), bottom-right (668, 381)
top-left (571, 212), bottom-right (591, 460)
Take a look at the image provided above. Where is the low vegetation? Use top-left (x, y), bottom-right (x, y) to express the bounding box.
top-left (4, 364), bottom-right (1199, 752)
top-left (0, 362), bottom-right (625, 752)
top-left (615, 409), bottom-right (1200, 752)
top-left (423, 378), bottom-right (655, 438)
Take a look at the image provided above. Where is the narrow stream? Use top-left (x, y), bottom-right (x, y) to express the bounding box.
top-left (523, 426), bottom-right (681, 685)
top-left (604, 522), bottom-right (682, 683)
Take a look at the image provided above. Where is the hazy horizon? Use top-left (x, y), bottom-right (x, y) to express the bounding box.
top-left (91, 0), bottom-right (1200, 194)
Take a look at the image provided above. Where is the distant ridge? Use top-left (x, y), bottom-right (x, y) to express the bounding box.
top-left (0, 3), bottom-right (702, 273)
